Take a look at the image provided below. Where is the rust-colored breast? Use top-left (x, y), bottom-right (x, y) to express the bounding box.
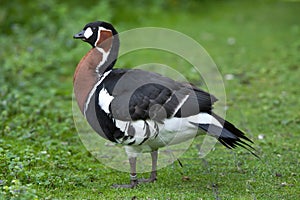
top-left (73, 48), bottom-right (103, 114)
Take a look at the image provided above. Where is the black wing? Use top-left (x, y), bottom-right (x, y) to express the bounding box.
top-left (102, 68), bottom-right (217, 121)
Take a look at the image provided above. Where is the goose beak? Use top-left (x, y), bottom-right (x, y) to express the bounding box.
top-left (73, 30), bottom-right (85, 39)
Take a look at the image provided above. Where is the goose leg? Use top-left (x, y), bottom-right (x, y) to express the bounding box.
top-left (113, 151), bottom-right (158, 188)
top-left (113, 157), bottom-right (138, 188)
top-left (139, 151), bottom-right (158, 183)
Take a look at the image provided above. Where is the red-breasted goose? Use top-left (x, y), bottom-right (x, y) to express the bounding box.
top-left (73, 21), bottom-right (256, 188)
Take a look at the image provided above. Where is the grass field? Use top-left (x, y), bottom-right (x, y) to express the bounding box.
top-left (1, 0), bottom-right (300, 199)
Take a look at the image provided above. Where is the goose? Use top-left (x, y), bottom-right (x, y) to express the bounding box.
top-left (73, 21), bottom-right (256, 188)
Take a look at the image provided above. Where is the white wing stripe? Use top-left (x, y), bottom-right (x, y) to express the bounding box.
top-left (171, 94), bottom-right (189, 117)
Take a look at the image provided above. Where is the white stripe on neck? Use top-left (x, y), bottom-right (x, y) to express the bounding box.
top-left (95, 47), bottom-right (111, 74)
top-left (83, 70), bottom-right (111, 117)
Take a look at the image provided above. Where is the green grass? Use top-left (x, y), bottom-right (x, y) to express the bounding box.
top-left (1, 0), bottom-right (300, 199)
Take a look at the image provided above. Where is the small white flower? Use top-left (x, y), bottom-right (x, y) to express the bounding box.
top-left (225, 74), bottom-right (235, 80)
top-left (258, 134), bottom-right (265, 140)
top-left (227, 37), bottom-right (236, 45)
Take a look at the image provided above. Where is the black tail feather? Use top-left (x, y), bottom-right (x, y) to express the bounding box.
top-left (194, 114), bottom-right (258, 158)
top-left (211, 112), bottom-right (253, 144)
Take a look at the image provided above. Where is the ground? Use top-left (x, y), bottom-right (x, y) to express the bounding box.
top-left (0, 0), bottom-right (299, 199)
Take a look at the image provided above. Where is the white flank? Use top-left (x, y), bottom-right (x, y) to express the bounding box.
top-left (164, 117), bottom-right (187, 132)
top-left (189, 113), bottom-right (222, 127)
top-left (114, 119), bottom-right (161, 145)
top-left (83, 70), bottom-right (111, 117)
top-left (98, 87), bottom-right (114, 114)
top-left (155, 113), bottom-right (222, 147)
top-left (156, 117), bottom-right (198, 147)
top-left (84, 27), bottom-right (93, 39)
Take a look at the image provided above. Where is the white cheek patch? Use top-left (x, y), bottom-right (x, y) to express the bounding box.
top-left (84, 27), bottom-right (93, 39)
